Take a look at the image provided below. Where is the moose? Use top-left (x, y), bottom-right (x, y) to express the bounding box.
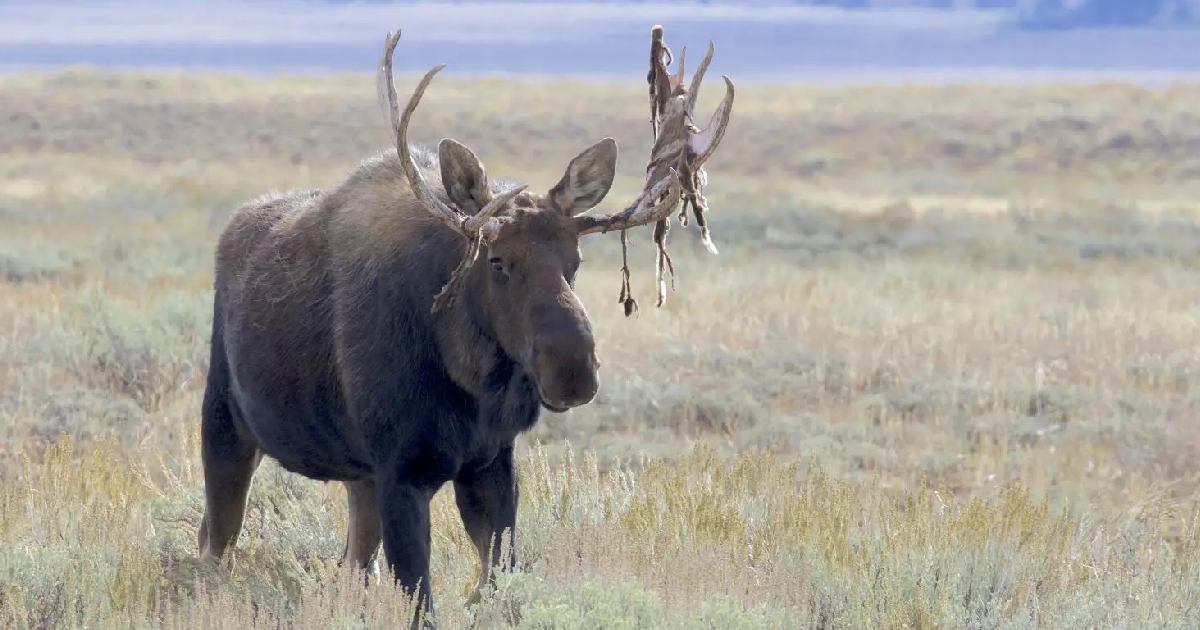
top-left (198, 27), bottom-right (733, 623)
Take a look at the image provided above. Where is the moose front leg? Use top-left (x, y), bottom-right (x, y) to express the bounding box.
top-left (377, 475), bottom-right (437, 627)
top-left (454, 446), bottom-right (518, 604)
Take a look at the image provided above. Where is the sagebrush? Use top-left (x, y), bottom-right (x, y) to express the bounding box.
top-left (1, 71), bottom-right (1199, 628)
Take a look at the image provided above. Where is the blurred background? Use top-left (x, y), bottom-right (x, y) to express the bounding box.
top-left (4, 0), bottom-right (1200, 81)
top-left (4, 1), bottom-right (1200, 628)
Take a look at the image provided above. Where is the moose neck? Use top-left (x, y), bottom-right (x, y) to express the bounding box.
top-left (431, 252), bottom-right (536, 412)
top-left (432, 255), bottom-right (540, 437)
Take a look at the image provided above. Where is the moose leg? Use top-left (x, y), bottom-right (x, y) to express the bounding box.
top-left (454, 446), bottom-right (517, 604)
top-left (377, 474), bottom-right (437, 625)
top-left (342, 478), bottom-right (382, 578)
top-left (198, 384), bottom-right (260, 560)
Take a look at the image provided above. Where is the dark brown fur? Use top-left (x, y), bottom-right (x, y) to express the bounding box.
top-left (199, 144), bottom-right (615, 623)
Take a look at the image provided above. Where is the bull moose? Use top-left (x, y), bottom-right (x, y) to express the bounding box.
top-left (198, 27), bottom-right (733, 622)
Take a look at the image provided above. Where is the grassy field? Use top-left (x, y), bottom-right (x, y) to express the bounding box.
top-left (2, 70), bottom-right (1200, 628)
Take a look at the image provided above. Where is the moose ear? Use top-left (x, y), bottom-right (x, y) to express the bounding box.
top-left (439, 138), bottom-right (492, 213)
top-left (549, 138), bottom-right (617, 215)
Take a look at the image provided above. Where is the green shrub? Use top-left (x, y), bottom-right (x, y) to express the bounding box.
top-left (63, 288), bottom-right (211, 409)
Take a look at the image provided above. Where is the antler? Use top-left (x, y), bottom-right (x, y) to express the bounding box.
top-left (378, 30), bottom-right (526, 313)
top-left (378, 30), bottom-right (526, 243)
top-left (580, 28), bottom-right (732, 238)
top-left (574, 170), bottom-right (682, 235)
top-left (577, 24), bottom-right (735, 313)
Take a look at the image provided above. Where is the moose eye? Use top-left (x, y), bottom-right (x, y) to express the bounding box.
top-left (488, 257), bottom-right (504, 273)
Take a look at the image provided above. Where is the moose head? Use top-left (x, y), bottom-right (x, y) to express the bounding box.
top-left (378, 30), bottom-right (733, 411)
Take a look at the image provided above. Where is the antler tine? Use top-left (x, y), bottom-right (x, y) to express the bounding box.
top-left (685, 41), bottom-right (715, 115)
top-left (674, 46), bottom-right (686, 87)
top-left (378, 32), bottom-right (406, 139)
top-left (690, 75), bottom-right (735, 169)
top-left (574, 169), bottom-right (683, 236)
top-left (378, 31), bottom-right (518, 240)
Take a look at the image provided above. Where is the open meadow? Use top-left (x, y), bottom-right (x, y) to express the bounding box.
top-left (2, 71), bottom-right (1200, 628)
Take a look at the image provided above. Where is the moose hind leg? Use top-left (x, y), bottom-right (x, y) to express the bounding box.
top-left (342, 478), bottom-right (383, 578)
top-left (455, 447), bottom-right (518, 604)
top-left (198, 373), bottom-right (261, 559)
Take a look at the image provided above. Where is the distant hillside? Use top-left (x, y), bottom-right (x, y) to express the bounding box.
top-left (1016, 0), bottom-right (1199, 28)
top-left (314, 0), bottom-right (1197, 29)
top-left (804, 0), bottom-right (1198, 27)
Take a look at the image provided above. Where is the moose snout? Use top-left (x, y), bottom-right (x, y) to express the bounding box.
top-left (528, 295), bottom-right (600, 411)
top-left (534, 347), bottom-right (600, 411)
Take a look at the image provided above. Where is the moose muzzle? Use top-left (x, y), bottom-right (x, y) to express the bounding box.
top-left (530, 298), bottom-right (600, 412)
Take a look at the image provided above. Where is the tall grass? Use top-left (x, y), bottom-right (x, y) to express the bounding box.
top-left (2, 439), bottom-right (1197, 628)
top-left (1, 71), bottom-right (1199, 627)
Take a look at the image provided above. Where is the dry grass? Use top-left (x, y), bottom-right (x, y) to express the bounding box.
top-left (1, 70), bottom-right (1200, 628)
